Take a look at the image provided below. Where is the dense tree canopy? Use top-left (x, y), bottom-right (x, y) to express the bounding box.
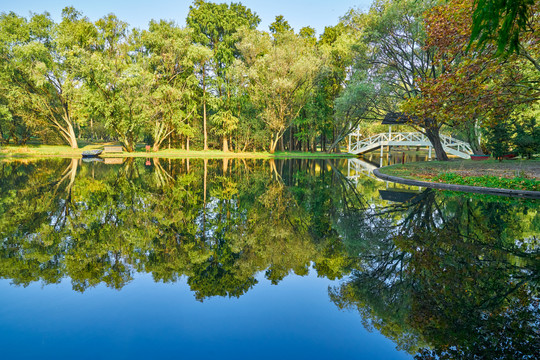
top-left (0, 0), bottom-right (537, 159)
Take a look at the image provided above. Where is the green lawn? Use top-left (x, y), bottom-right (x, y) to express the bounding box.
top-left (378, 158), bottom-right (540, 190)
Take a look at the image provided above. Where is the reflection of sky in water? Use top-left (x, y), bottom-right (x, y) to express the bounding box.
top-left (0, 271), bottom-right (411, 359)
top-left (0, 158), bottom-right (537, 359)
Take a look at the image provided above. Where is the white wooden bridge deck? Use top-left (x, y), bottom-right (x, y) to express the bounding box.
top-left (348, 131), bottom-right (473, 159)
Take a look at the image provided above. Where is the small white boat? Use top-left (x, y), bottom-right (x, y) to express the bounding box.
top-left (82, 149), bottom-right (103, 158)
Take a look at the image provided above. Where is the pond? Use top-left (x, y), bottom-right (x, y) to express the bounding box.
top-left (0, 158), bottom-right (538, 359)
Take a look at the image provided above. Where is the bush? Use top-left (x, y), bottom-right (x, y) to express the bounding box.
top-left (485, 121), bottom-right (512, 161)
top-left (514, 117), bottom-right (540, 159)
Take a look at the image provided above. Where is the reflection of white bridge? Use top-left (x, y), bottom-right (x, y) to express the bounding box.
top-left (348, 132), bottom-right (473, 159)
top-left (347, 158), bottom-right (383, 184)
top-left (346, 159), bottom-right (424, 201)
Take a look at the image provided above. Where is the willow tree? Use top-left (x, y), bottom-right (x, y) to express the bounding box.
top-left (141, 21), bottom-right (203, 151)
top-left (235, 29), bottom-right (321, 153)
top-left (0, 9), bottom-right (93, 148)
top-left (79, 14), bottom-right (149, 152)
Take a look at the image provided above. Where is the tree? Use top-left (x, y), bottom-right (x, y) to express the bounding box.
top-left (315, 23), bottom-right (356, 152)
top-left (79, 14), bottom-right (149, 151)
top-left (187, 0), bottom-right (260, 151)
top-left (485, 120), bottom-right (512, 160)
top-left (341, 0), bottom-right (453, 160)
top-left (235, 29), bottom-right (321, 153)
top-left (0, 98), bottom-right (31, 145)
top-left (299, 26), bottom-right (316, 46)
top-left (401, 0), bottom-right (534, 155)
top-left (141, 20), bottom-right (201, 151)
top-left (471, 0), bottom-right (538, 59)
top-left (210, 109), bottom-right (238, 152)
top-left (269, 15), bottom-right (292, 35)
top-left (513, 113), bottom-right (540, 159)
top-left (0, 9), bottom-right (92, 148)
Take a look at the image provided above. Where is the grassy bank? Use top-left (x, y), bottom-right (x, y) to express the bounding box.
top-left (433, 173), bottom-right (538, 191)
top-left (0, 144), bottom-right (354, 159)
top-left (379, 159), bottom-right (540, 191)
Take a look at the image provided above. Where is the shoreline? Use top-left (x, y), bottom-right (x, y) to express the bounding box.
top-left (374, 166), bottom-right (540, 199)
top-left (0, 145), bottom-right (354, 160)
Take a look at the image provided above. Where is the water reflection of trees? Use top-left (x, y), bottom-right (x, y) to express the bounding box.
top-left (0, 158), bottom-right (362, 299)
top-left (331, 189), bottom-right (540, 359)
top-left (0, 159), bottom-right (538, 358)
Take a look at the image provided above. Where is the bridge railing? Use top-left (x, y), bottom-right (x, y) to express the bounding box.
top-left (348, 133), bottom-right (388, 153)
top-left (440, 134), bottom-right (473, 154)
top-left (348, 131), bottom-right (473, 157)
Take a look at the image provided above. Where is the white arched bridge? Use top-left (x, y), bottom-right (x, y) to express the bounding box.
top-left (347, 131), bottom-right (474, 159)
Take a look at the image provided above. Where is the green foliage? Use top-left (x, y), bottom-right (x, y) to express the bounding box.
top-left (470, 0), bottom-right (536, 55)
top-left (433, 172), bottom-right (539, 191)
top-left (485, 120), bottom-right (513, 160)
top-left (0, 10), bottom-right (84, 148)
top-left (269, 15), bottom-right (292, 35)
top-left (186, 0), bottom-right (261, 152)
top-left (210, 109), bottom-right (238, 137)
top-left (140, 20), bottom-right (200, 150)
top-left (514, 116), bottom-right (540, 159)
top-left (0, 0), bottom-right (535, 156)
top-left (187, 0), bottom-right (260, 68)
top-left (0, 102), bottom-right (31, 145)
top-left (298, 26), bottom-right (316, 46)
top-left (234, 29), bottom-right (321, 153)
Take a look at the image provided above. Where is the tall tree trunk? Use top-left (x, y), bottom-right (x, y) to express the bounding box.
top-left (90, 118), bottom-right (94, 141)
top-left (332, 127), bottom-right (340, 153)
top-left (425, 126), bottom-right (449, 161)
top-left (289, 127), bottom-right (293, 151)
top-left (223, 136), bottom-right (228, 152)
top-left (203, 65), bottom-right (208, 151)
top-left (66, 121), bottom-right (78, 149)
top-left (123, 131), bottom-right (135, 152)
top-left (269, 133), bottom-right (280, 154)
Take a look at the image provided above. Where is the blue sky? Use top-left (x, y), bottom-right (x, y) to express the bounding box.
top-left (1, 0), bottom-right (373, 37)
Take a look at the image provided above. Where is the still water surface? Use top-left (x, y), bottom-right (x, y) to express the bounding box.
top-left (0, 158), bottom-right (538, 359)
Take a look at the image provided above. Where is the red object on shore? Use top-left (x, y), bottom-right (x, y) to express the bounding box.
top-left (145, 145), bottom-right (151, 152)
top-left (502, 154), bottom-right (516, 159)
top-left (471, 155), bottom-right (490, 161)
